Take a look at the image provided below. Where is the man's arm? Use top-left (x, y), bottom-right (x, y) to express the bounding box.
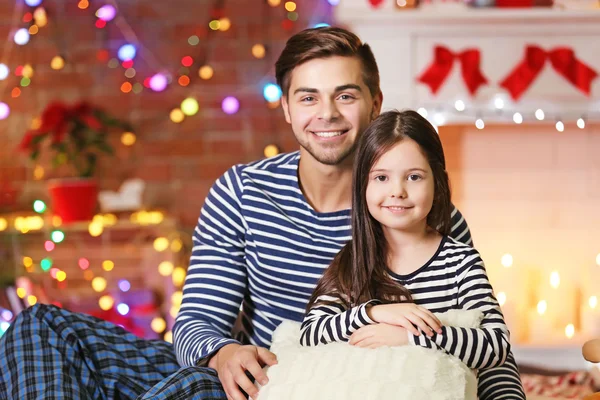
top-left (450, 205), bottom-right (472, 246)
top-left (173, 165), bottom-right (248, 367)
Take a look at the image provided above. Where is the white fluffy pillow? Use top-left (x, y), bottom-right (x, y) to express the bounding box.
top-left (257, 309), bottom-right (482, 400)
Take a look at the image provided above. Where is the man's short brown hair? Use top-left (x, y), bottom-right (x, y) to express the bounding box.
top-left (275, 27), bottom-right (380, 98)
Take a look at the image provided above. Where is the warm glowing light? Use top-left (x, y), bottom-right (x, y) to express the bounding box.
top-left (199, 65), bottom-right (213, 80)
top-left (158, 261), bottom-right (174, 276)
top-left (252, 44), bottom-right (266, 59)
top-left (51, 56), bottom-right (65, 70)
top-left (590, 296), bottom-right (598, 309)
top-left (537, 300), bottom-right (547, 315)
top-left (56, 271), bottom-right (66, 282)
top-left (99, 295), bottom-right (114, 311)
top-left (170, 109), bottom-right (185, 123)
top-left (102, 260), bottom-right (114, 272)
top-left (121, 132), bottom-right (136, 146)
top-left (92, 277), bottom-right (107, 292)
top-left (17, 288), bottom-right (27, 298)
top-left (565, 323), bottom-right (575, 339)
top-left (171, 291), bottom-right (183, 306)
top-left (33, 165), bottom-right (44, 180)
top-left (181, 98), bottom-right (199, 116)
top-left (264, 145), bottom-right (279, 158)
top-left (550, 271), bottom-right (560, 289)
top-left (154, 237), bottom-right (169, 252)
top-left (27, 295), bottom-right (37, 306)
top-left (89, 221), bottom-right (103, 237)
top-left (178, 75), bottom-right (190, 87)
top-left (285, 1), bottom-right (297, 11)
top-left (496, 292), bottom-right (506, 306)
top-left (172, 267), bottom-right (186, 286)
top-left (151, 317), bottom-right (167, 333)
top-left (121, 82), bottom-right (133, 93)
top-left (219, 18), bottom-right (231, 31)
top-left (501, 254), bottom-right (513, 268)
top-left (170, 239), bottom-right (183, 252)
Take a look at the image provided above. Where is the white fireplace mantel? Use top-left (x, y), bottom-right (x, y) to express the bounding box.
top-left (334, 3), bottom-right (600, 124)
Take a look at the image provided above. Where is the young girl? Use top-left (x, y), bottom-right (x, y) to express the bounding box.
top-left (300, 110), bottom-right (510, 371)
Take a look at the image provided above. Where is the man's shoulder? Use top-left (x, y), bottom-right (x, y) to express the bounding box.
top-left (229, 151), bottom-right (300, 179)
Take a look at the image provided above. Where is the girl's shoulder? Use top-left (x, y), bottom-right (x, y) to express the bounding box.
top-left (439, 236), bottom-right (483, 265)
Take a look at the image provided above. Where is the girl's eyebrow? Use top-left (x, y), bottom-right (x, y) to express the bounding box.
top-left (370, 167), bottom-right (428, 174)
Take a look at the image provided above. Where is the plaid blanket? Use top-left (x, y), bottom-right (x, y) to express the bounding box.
top-left (0, 304), bottom-right (227, 400)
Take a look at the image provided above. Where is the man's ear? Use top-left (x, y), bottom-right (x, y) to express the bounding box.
top-left (281, 96), bottom-right (291, 124)
top-left (371, 91), bottom-right (383, 121)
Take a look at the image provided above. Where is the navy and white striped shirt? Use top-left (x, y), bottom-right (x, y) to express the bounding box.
top-left (173, 151), bottom-right (525, 399)
top-left (300, 236), bottom-right (510, 370)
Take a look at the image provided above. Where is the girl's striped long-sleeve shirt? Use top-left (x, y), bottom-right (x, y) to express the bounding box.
top-left (172, 151), bottom-right (525, 400)
top-left (300, 236), bottom-right (511, 370)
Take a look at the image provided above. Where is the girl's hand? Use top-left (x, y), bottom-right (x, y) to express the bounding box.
top-left (367, 303), bottom-right (443, 337)
top-left (349, 323), bottom-right (409, 348)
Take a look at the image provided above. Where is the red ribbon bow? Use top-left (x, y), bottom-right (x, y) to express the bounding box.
top-left (500, 45), bottom-right (598, 101)
top-left (417, 46), bottom-right (488, 96)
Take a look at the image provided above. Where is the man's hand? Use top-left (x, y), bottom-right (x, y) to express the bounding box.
top-left (349, 323), bottom-right (409, 348)
top-left (209, 343), bottom-right (278, 400)
top-left (368, 303), bottom-right (443, 337)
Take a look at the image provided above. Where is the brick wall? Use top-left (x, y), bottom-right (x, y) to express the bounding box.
top-left (0, 0), bottom-right (332, 228)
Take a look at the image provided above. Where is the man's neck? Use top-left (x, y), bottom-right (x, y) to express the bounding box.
top-left (297, 150), bottom-right (353, 213)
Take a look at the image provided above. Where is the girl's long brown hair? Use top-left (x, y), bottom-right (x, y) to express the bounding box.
top-left (307, 110), bottom-right (452, 310)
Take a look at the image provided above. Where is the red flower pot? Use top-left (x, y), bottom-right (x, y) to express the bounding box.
top-left (48, 178), bottom-right (98, 223)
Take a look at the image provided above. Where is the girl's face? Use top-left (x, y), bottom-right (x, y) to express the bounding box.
top-left (365, 138), bottom-right (435, 235)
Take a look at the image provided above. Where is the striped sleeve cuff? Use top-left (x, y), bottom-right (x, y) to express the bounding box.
top-left (408, 329), bottom-right (436, 348)
top-left (357, 299), bottom-right (382, 327)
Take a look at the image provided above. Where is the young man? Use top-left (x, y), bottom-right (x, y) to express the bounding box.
top-left (0, 28), bottom-right (525, 400)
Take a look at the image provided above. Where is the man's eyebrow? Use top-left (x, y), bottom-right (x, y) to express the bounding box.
top-left (293, 87), bottom-right (319, 95)
top-left (292, 84), bottom-right (363, 95)
top-left (335, 84), bottom-right (362, 92)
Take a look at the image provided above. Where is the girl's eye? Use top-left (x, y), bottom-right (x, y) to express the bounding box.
top-left (375, 175), bottom-right (388, 182)
top-left (408, 174), bottom-right (422, 181)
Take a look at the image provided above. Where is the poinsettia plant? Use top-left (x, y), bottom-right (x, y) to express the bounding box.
top-left (19, 101), bottom-right (132, 178)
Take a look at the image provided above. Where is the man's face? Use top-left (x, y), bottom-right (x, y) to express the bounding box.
top-left (281, 56), bottom-right (382, 166)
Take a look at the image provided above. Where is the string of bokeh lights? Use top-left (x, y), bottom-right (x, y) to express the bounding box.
top-left (0, 0), bottom-right (334, 123)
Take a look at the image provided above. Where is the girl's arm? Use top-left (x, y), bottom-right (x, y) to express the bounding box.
top-left (300, 295), bottom-right (381, 346)
top-left (408, 251), bottom-right (511, 369)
